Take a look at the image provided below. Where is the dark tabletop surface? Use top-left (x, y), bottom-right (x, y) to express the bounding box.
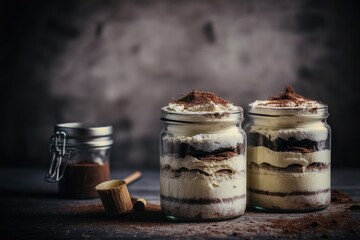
top-left (0, 168), bottom-right (359, 239)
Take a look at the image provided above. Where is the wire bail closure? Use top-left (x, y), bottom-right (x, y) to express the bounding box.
top-left (45, 131), bottom-right (68, 182)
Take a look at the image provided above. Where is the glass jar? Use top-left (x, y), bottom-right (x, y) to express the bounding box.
top-left (160, 109), bottom-right (247, 221)
top-left (45, 123), bottom-right (113, 199)
top-left (245, 106), bottom-right (331, 212)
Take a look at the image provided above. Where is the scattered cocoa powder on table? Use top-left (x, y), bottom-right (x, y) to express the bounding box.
top-left (270, 189), bottom-right (360, 236)
top-left (270, 212), bottom-right (359, 235)
top-left (331, 189), bottom-right (355, 204)
top-left (348, 205), bottom-right (360, 211)
top-left (53, 189), bottom-right (360, 237)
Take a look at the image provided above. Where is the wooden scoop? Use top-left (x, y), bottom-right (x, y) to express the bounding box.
top-left (95, 171), bottom-right (142, 216)
top-left (123, 171), bottom-right (142, 185)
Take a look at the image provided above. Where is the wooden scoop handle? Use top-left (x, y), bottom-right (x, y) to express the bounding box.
top-left (123, 171), bottom-right (142, 185)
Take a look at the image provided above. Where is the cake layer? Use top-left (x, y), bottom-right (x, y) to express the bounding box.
top-left (248, 146), bottom-right (331, 168)
top-left (249, 162), bottom-right (329, 173)
top-left (160, 194), bottom-right (245, 204)
top-left (248, 188), bottom-right (330, 197)
top-left (248, 132), bottom-right (329, 152)
top-left (248, 166), bottom-right (330, 192)
top-left (161, 155), bottom-right (245, 175)
top-left (162, 141), bottom-right (244, 160)
top-left (161, 196), bottom-right (246, 219)
top-left (161, 170), bottom-right (246, 199)
top-left (248, 190), bottom-right (330, 211)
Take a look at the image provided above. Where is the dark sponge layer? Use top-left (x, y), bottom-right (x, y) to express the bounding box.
top-left (248, 132), bottom-right (329, 153)
top-left (162, 140), bottom-right (245, 160)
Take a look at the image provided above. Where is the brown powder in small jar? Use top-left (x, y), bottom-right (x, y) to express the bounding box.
top-left (59, 161), bottom-right (110, 199)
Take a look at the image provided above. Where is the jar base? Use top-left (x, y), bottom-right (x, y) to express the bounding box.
top-left (165, 214), bottom-right (242, 222)
top-left (250, 205), bottom-right (329, 213)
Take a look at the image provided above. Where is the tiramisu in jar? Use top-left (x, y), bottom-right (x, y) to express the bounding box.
top-left (160, 90), bottom-right (247, 220)
top-left (245, 86), bottom-right (331, 212)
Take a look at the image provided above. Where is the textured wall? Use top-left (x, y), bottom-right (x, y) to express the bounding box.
top-left (1, 0), bottom-right (359, 169)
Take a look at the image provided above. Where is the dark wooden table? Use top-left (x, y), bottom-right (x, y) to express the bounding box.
top-left (1, 168), bottom-right (359, 239)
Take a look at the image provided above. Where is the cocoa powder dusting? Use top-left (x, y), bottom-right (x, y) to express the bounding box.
top-left (172, 90), bottom-right (230, 106)
top-left (270, 86), bottom-right (308, 102)
top-left (260, 86), bottom-right (312, 107)
top-left (58, 202), bottom-right (166, 224)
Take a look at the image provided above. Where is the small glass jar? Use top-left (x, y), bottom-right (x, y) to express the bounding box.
top-left (160, 109), bottom-right (247, 221)
top-left (245, 106), bottom-right (331, 212)
top-left (45, 123), bottom-right (113, 199)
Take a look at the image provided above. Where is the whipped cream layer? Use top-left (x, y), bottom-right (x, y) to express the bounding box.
top-left (248, 166), bottom-right (330, 192)
top-left (161, 170), bottom-right (246, 199)
top-left (161, 91), bottom-right (243, 123)
top-left (248, 87), bottom-right (328, 116)
top-left (250, 99), bottom-right (325, 109)
top-left (248, 103), bottom-right (328, 116)
top-left (161, 197), bottom-right (246, 219)
top-left (248, 124), bottom-right (329, 142)
top-left (248, 191), bottom-right (330, 210)
top-left (161, 155), bottom-right (245, 175)
top-left (166, 101), bottom-right (239, 113)
top-left (248, 147), bottom-right (330, 168)
top-left (163, 126), bottom-right (244, 152)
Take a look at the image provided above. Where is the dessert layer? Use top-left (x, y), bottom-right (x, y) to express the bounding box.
top-left (248, 166), bottom-right (330, 192)
top-left (247, 188), bottom-right (330, 197)
top-left (164, 90), bottom-right (239, 113)
top-left (162, 139), bottom-right (244, 160)
top-left (161, 170), bottom-right (246, 199)
top-left (160, 194), bottom-right (245, 204)
top-left (248, 86), bottom-right (328, 116)
top-left (161, 197), bottom-right (246, 219)
top-left (165, 102), bottom-right (239, 113)
top-left (249, 162), bottom-right (329, 173)
top-left (161, 155), bottom-right (246, 175)
top-left (249, 100), bottom-right (326, 116)
top-left (247, 146), bottom-right (331, 168)
top-left (248, 124), bottom-right (328, 142)
top-left (163, 125), bottom-right (244, 149)
top-left (248, 190), bottom-right (330, 210)
top-left (248, 132), bottom-right (329, 153)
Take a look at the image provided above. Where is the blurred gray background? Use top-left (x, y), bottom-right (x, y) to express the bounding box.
top-left (1, 0), bottom-right (359, 169)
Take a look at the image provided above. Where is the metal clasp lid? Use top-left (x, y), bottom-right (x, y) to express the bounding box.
top-left (45, 122), bottom-right (113, 183)
top-left (45, 131), bottom-right (67, 182)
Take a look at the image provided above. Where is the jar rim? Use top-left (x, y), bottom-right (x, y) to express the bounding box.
top-left (161, 107), bottom-right (244, 123)
top-left (56, 122), bottom-right (113, 136)
top-left (247, 105), bottom-right (329, 117)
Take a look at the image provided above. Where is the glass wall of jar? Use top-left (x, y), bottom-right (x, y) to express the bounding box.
top-left (45, 123), bottom-right (113, 199)
top-left (160, 110), bottom-right (247, 221)
top-left (245, 107), bottom-right (331, 212)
